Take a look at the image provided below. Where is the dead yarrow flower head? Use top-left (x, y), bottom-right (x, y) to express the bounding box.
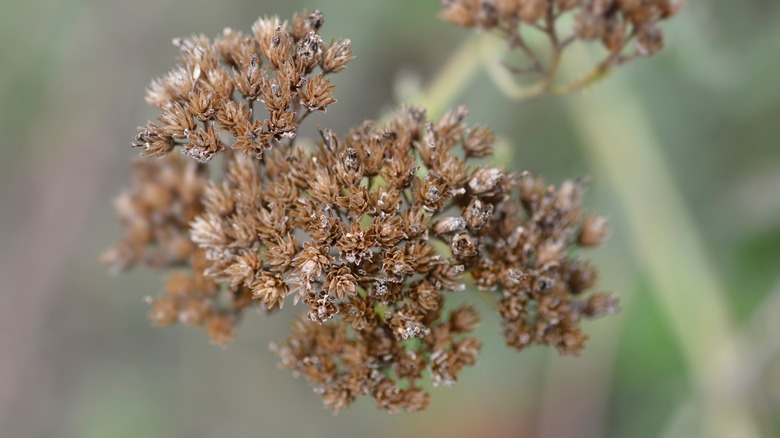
top-left (105, 9), bottom-right (618, 414)
top-left (132, 8), bottom-right (352, 162)
top-left (441, 0), bottom-right (682, 94)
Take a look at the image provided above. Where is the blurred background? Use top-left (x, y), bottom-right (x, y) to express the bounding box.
top-left (1, 0), bottom-right (779, 437)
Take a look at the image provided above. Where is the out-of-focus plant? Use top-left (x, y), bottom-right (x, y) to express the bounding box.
top-left (441, 0), bottom-right (682, 97)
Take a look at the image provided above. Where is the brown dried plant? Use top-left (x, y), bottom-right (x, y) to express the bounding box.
top-left (130, 9), bottom-right (350, 162)
top-left (441, 0), bottom-right (682, 96)
top-left (105, 9), bottom-right (619, 413)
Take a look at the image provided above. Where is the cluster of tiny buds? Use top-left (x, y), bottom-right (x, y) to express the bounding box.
top-left (106, 9), bottom-right (620, 414)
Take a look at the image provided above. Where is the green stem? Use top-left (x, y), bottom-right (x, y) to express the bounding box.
top-left (417, 35), bottom-right (489, 118)
top-left (480, 36), bottom-right (613, 100)
top-left (382, 34), bottom-right (499, 122)
top-left (564, 77), bottom-right (760, 438)
top-left (548, 63), bottom-right (613, 95)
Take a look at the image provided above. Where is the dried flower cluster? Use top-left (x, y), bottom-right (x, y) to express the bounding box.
top-left (441, 0), bottom-right (682, 94)
top-left (131, 9), bottom-right (352, 162)
top-left (105, 9), bottom-right (618, 414)
top-left (101, 156), bottom-right (252, 345)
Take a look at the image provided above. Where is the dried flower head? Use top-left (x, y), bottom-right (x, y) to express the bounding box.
top-left (441, 0), bottom-right (682, 95)
top-left (133, 9), bottom-right (352, 162)
top-left (105, 9), bottom-right (618, 414)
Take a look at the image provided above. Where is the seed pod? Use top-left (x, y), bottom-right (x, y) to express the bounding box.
top-left (617, 0), bottom-right (641, 11)
top-left (296, 30), bottom-right (323, 69)
top-left (579, 214), bottom-right (609, 246)
top-left (658, 0), bottom-right (684, 18)
top-left (590, 0), bottom-right (614, 15)
top-left (495, 0), bottom-right (520, 16)
top-left (477, 1), bottom-right (500, 28)
top-left (468, 167), bottom-right (505, 198)
top-left (305, 9), bottom-right (325, 31)
top-left (451, 232), bottom-right (478, 260)
top-left (519, 0), bottom-right (546, 22)
top-left (583, 293), bottom-right (620, 318)
top-left (636, 23), bottom-right (664, 56)
top-left (464, 198), bottom-right (494, 231)
top-left (449, 305), bottom-right (481, 333)
top-left (626, 3), bottom-right (657, 25)
top-left (602, 14), bottom-right (626, 53)
top-left (575, 11), bottom-right (606, 40)
top-left (567, 262), bottom-right (598, 293)
top-left (433, 217), bottom-right (468, 235)
top-left (321, 38), bottom-right (354, 73)
top-left (440, 0), bottom-right (478, 28)
top-left (556, 0), bottom-right (581, 11)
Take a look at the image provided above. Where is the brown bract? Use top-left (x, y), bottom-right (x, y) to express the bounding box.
top-left (106, 9), bottom-right (618, 414)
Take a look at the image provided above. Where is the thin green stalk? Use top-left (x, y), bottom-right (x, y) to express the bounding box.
top-left (481, 35), bottom-right (615, 99)
top-left (381, 34), bottom-right (499, 123)
top-left (564, 76), bottom-right (759, 438)
top-left (661, 280), bottom-right (780, 438)
top-left (416, 34), bottom-right (494, 118)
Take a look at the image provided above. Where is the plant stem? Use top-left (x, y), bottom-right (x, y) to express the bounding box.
top-left (480, 35), bottom-right (613, 100)
top-left (661, 279), bottom-right (780, 438)
top-left (396, 34), bottom-right (500, 120)
top-left (564, 76), bottom-right (760, 438)
top-left (548, 63), bottom-right (613, 95)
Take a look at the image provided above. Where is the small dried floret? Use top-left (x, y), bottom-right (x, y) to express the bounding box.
top-left (636, 23), bottom-right (664, 56)
top-left (251, 272), bottom-right (291, 310)
top-left (433, 216), bottom-right (467, 235)
top-left (297, 31), bottom-right (323, 68)
top-left (183, 124), bottom-right (223, 162)
top-left (583, 292), bottom-right (621, 318)
top-left (300, 74), bottom-right (336, 112)
top-left (293, 242), bottom-right (331, 284)
top-left (131, 124), bottom-right (174, 157)
top-left (321, 39), bottom-right (354, 73)
top-left (206, 314), bottom-right (237, 347)
top-left (464, 198), bottom-right (494, 231)
top-left (579, 214), bottom-right (609, 246)
top-left (323, 266), bottom-right (358, 299)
